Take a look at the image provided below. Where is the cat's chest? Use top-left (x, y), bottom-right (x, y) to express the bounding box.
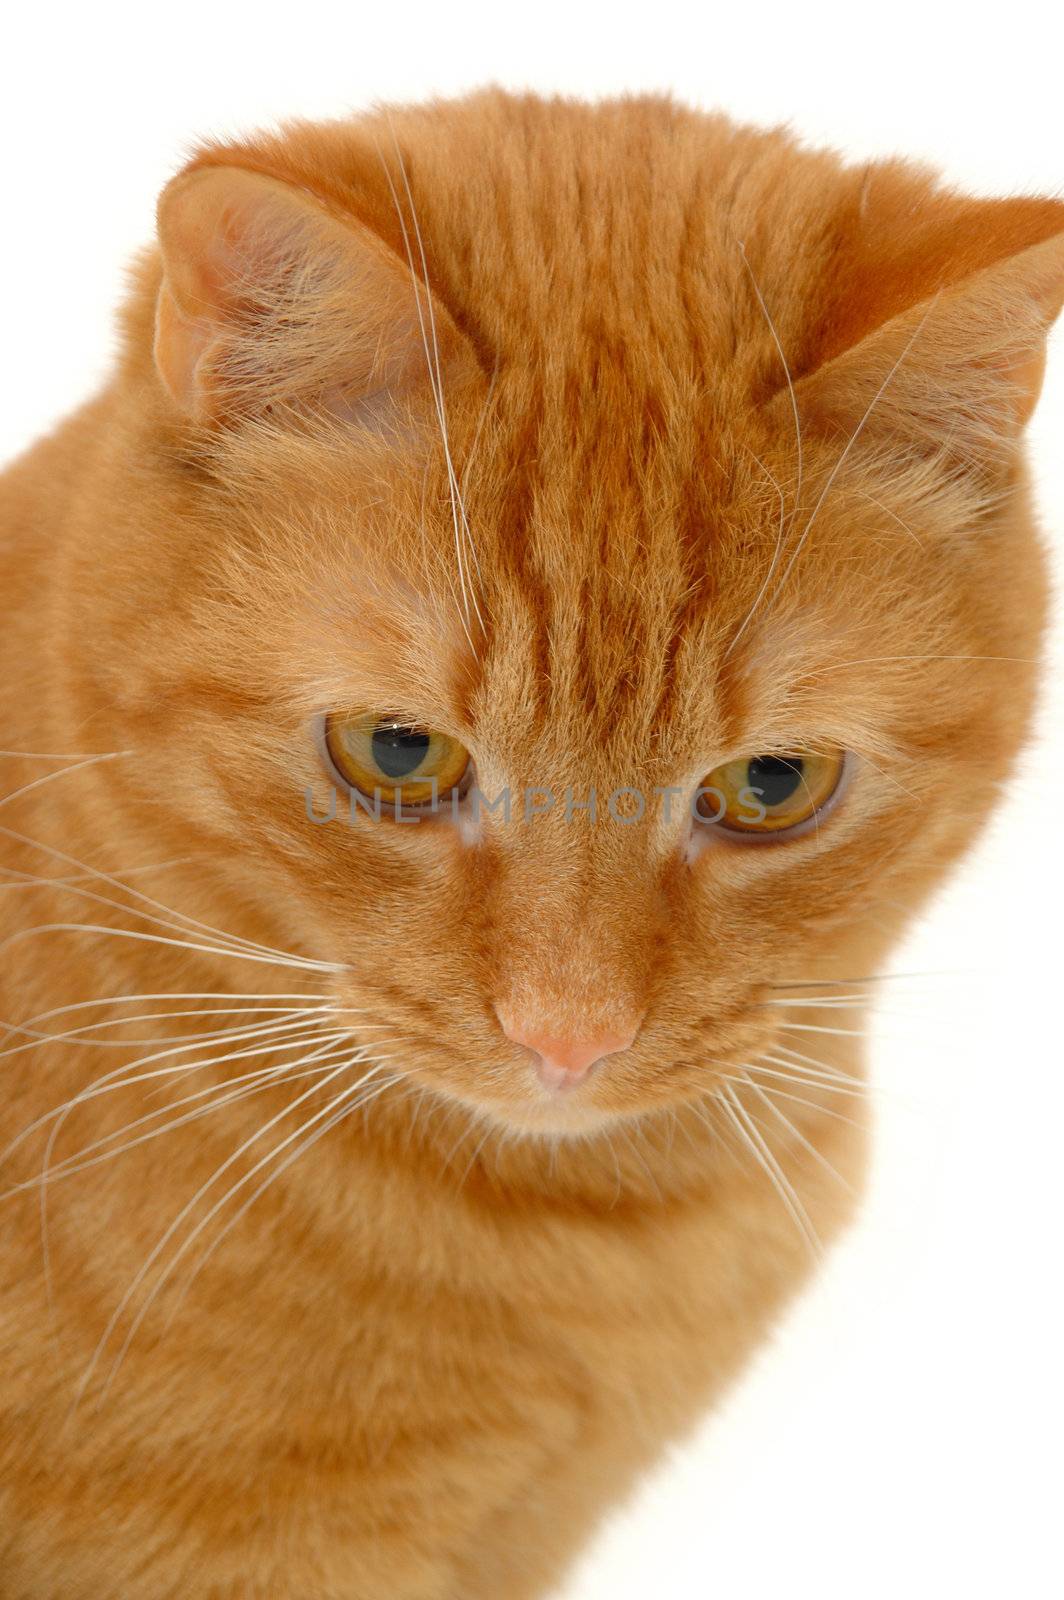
top-left (209, 1162), bottom-right (830, 1458)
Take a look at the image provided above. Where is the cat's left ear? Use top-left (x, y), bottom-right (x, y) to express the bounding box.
top-left (153, 161), bottom-right (477, 427)
top-left (781, 189), bottom-right (1064, 468)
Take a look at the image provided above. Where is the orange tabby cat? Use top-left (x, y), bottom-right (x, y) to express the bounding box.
top-left (0, 91), bottom-right (1060, 1599)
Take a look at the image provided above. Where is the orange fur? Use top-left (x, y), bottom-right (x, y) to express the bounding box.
top-left (1, 91), bottom-right (1061, 1598)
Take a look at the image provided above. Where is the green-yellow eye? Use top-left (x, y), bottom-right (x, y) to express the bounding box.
top-left (324, 712), bottom-right (470, 809)
top-left (698, 751), bottom-right (846, 836)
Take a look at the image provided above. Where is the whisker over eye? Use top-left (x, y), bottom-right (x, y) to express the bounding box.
top-left (323, 712), bottom-right (471, 811)
top-left (698, 750), bottom-right (848, 839)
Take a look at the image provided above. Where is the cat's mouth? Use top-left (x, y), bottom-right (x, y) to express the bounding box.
top-left (319, 958), bottom-right (862, 1145)
top-left (324, 998), bottom-right (793, 1140)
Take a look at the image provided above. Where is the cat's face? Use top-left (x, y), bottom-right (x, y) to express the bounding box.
top-left (82, 101), bottom-right (1062, 1136)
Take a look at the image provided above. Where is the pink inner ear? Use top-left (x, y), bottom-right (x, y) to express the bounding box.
top-left (988, 347), bottom-right (1049, 429)
top-left (153, 163), bottom-right (480, 427)
top-left (320, 383), bottom-right (421, 435)
top-left (153, 277), bottom-right (217, 415)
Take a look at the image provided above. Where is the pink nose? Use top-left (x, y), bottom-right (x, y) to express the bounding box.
top-left (496, 1010), bottom-right (640, 1091)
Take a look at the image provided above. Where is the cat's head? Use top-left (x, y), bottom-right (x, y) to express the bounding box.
top-left (81, 96), bottom-right (1063, 1136)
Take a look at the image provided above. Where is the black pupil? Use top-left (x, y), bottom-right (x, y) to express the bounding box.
top-left (371, 723), bottom-right (431, 780)
top-left (748, 755), bottom-right (804, 808)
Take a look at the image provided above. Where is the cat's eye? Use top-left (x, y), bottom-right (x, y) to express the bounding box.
top-left (323, 712), bottom-right (470, 809)
top-left (698, 750), bottom-right (847, 838)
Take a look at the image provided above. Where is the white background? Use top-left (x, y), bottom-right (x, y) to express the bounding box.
top-left (2, 5), bottom-right (1061, 1596)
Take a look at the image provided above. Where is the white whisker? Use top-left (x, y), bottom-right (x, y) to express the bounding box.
top-left (771, 297), bottom-right (938, 595)
top-left (0, 748), bottom-right (128, 761)
top-left (377, 128), bottom-right (483, 650)
top-left (164, 1065), bottom-right (402, 1327)
top-left (23, 1033), bottom-right (362, 1197)
top-left (751, 1062), bottom-right (870, 1101)
top-left (0, 859), bottom-right (329, 972)
top-left (762, 995), bottom-right (874, 1008)
top-left (0, 819), bottom-right (335, 971)
top-left (0, 750), bottom-right (130, 813)
top-left (1, 1014), bottom-right (343, 1166)
top-left (768, 1044), bottom-right (868, 1083)
top-left (0, 920), bottom-right (343, 975)
top-left (719, 1081), bottom-right (822, 1257)
top-left (0, 1001), bottom-right (334, 1058)
top-left (776, 1020), bottom-right (870, 1038)
top-left (73, 1057), bottom-right (364, 1412)
top-left (391, 129), bottom-right (485, 601)
top-left (739, 1069), bottom-right (853, 1193)
top-left (727, 451), bottom-right (786, 659)
top-left (726, 239), bottom-right (803, 658)
top-left (90, 1056), bottom-right (397, 1409)
top-left (744, 1078), bottom-right (864, 1129)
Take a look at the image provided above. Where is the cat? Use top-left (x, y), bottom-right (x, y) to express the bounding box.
top-left (0, 88), bottom-right (1060, 1599)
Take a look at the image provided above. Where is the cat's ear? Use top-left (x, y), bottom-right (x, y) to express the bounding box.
top-left (153, 163), bottom-right (474, 426)
top-left (781, 189), bottom-right (1064, 468)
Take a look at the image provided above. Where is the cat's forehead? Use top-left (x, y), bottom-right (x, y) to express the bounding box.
top-left (423, 431), bottom-right (886, 768)
top-left (252, 369), bottom-right (898, 766)
top-left (380, 98), bottom-right (831, 388)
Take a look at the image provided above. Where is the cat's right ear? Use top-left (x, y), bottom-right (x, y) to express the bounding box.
top-left (153, 163), bottom-right (475, 426)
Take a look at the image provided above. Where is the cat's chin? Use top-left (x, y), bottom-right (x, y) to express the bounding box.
top-left (408, 1075), bottom-right (627, 1139)
top-left (442, 1082), bottom-right (625, 1140)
